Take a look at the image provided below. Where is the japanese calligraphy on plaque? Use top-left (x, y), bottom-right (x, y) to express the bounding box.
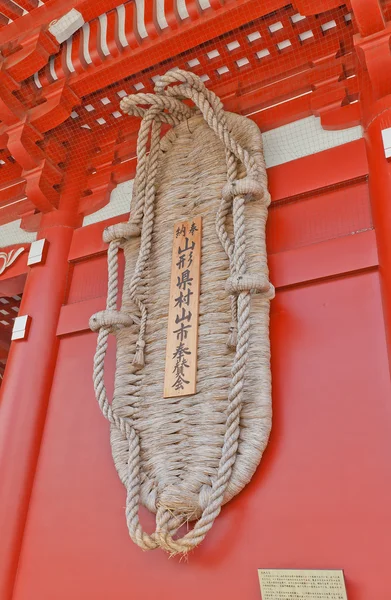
top-left (164, 217), bottom-right (202, 398)
top-left (258, 569), bottom-right (348, 600)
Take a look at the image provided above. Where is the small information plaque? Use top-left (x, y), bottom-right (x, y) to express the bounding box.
top-left (258, 569), bottom-right (348, 600)
top-left (164, 217), bottom-right (202, 398)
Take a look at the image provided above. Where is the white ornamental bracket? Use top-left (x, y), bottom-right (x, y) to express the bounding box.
top-left (381, 127), bottom-right (391, 160)
top-left (11, 315), bottom-right (31, 341)
top-left (27, 239), bottom-right (48, 266)
top-left (49, 9), bottom-right (85, 43)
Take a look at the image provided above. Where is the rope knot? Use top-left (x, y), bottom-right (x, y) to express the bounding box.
top-left (89, 310), bottom-right (136, 333)
top-left (225, 274), bottom-right (275, 298)
top-left (157, 483), bottom-right (212, 521)
top-left (103, 222), bottom-right (141, 244)
top-left (222, 177), bottom-right (267, 204)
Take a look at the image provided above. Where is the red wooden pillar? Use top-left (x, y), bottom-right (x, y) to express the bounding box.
top-left (0, 135), bottom-right (90, 599)
top-left (353, 6), bottom-right (391, 373)
top-left (364, 105), bottom-right (391, 373)
top-left (0, 220), bottom-right (73, 599)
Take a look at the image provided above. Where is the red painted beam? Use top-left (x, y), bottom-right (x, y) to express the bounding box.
top-left (0, 0), bottom-right (118, 46)
top-left (0, 345), bottom-right (9, 361)
top-left (0, 161), bottom-right (22, 184)
top-left (0, 200), bottom-right (35, 226)
top-left (0, 325), bottom-right (11, 343)
top-left (269, 229), bottom-right (377, 289)
top-left (77, 0), bottom-right (128, 24)
top-left (294, 0), bottom-right (348, 16)
top-left (0, 273), bottom-right (27, 296)
top-left (12, 0), bottom-right (39, 11)
top-left (350, 0), bottom-right (385, 37)
top-left (0, 0), bottom-right (23, 21)
top-left (0, 178), bottom-right (25, 205)
top-left (355, 23), bottom-right (391, 101)
top-left (268, 138), bottom-right (367, 202)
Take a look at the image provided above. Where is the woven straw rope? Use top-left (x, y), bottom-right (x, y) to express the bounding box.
top-left (90, 70), bottom-right (274, 554)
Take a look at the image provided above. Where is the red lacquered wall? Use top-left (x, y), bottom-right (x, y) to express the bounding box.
top-left (3, 139), bottom-right (391, 600)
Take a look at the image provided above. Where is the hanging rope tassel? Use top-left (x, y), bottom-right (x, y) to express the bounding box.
top-left (133, 340), bottom-right (145, 369)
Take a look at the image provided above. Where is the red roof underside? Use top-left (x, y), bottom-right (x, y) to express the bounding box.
top-left (0, 0), bottom-right (389, 228)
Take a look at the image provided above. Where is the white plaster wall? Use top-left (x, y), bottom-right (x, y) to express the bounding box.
top-left (82, 179), bottom-right (134, 226)
top-left (0, 220), bottom-right (37, 249)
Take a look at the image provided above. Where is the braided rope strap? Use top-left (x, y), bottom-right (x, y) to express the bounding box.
top-left (90, 69), bottom-right (273, 554)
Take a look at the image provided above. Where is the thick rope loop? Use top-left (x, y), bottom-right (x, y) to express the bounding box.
top-left (91, 69), bottom-right (273, 555)
top-left (89, 309), bottom-right (138, 332)
top-left (225, 274), bottom-right (275, 298)
top-left (103, 222), bottom-right (141, 244)
top-left (159, 78), bottom-right (257, 177)
top-left (120, 93), bottom-right (193, 125)
top-left (222, 177), bottom-right (268, 204)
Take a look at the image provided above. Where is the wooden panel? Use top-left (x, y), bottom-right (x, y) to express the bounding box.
top-left (6, 129), bottom-right (389, 600)
top-left (164, 217), bottom-right (202, 398)
top-left (12, 271), bottom-right (391, 600)
top-left (269, 229), bottom-right (378, 290)
top-left (66, 252), bottom-right (124, 305)
top-left (57, 230), bottom-right (379, 337)
top-left (268, 139), bottom-right (368, 203)
top-left (267, 180), bottom-right (372, 254)
top-left (69, 214), bottom-right (130, 261)
top-left (57, 296), bottom-right (106, 336)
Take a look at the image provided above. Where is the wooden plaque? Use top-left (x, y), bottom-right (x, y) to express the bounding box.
top-left (164, 217), bottom-right (202, 398)
top-left (258, 569), bottom-right (348, 600)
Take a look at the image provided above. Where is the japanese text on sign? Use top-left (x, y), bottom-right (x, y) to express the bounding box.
top-left (164, 217), bottom-right (202, 398)
top-left (258, 569), bottom-right (348, 600)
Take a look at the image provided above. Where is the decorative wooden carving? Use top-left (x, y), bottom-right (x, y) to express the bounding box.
top-left (0, 248), bottom-right (25, 276)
